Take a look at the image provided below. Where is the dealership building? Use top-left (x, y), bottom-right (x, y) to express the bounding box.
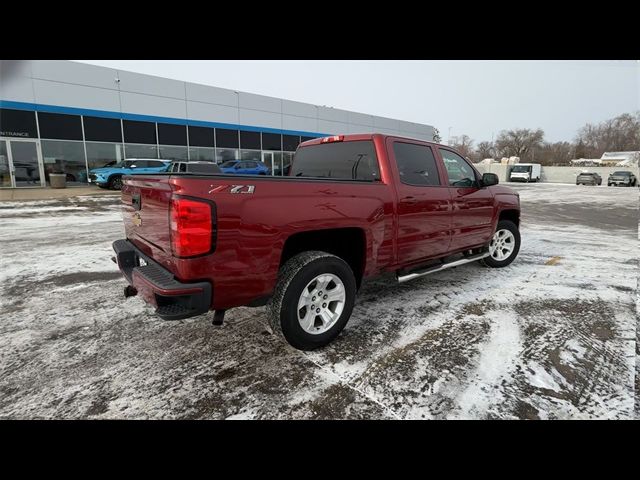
top-left (0, 60), bottom-right (436, 188)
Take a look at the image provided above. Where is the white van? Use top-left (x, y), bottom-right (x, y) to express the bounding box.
top-left (509, 163), bottom-right (541, 182)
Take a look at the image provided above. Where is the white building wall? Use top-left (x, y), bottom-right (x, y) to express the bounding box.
top-left (1, 60), bottom-right (435, 140)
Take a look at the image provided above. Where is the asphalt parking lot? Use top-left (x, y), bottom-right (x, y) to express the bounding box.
top-left (1, 183), bottom-right (638, 419)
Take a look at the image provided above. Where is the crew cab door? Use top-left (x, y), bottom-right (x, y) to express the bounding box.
top-left (387, 138), bottom-right (452, 266)
top-left (437, 147), bottom-right (495, 251)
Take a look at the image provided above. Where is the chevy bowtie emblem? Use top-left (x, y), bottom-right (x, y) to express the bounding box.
top-left (132, 212), bottom-right (142, 227)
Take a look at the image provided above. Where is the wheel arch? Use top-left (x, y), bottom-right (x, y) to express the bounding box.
top-left (280, 227), bottom-right (367, 288)
top-left (498, 208), bottom-right (520, 227)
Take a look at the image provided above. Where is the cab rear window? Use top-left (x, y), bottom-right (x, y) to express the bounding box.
top-left (290, 141), bottom-right (380, 181)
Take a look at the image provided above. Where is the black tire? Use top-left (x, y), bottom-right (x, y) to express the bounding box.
top-left (109, 175), bottom-right (123, 190)
top-left (480, 220), bottom-right (520, 268)
top-left (268, 251), bottom-right (356, 351)
top-left (65, 173), bottom-right (76, 182)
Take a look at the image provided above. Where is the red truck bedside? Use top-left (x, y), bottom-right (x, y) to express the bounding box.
top-left (113, 133), bottom-right (521, 350)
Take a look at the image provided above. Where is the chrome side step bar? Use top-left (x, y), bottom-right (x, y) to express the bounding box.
top-left (397, 251), bottom-right (491, 284)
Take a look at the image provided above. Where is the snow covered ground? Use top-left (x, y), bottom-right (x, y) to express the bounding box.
top-left (0, 184), bottom-right (638, 419)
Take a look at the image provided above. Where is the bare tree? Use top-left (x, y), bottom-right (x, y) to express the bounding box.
top-left (495, 128), bottom-right (545, 161)
top-left (432, 128), bottom-right (442, 143)
top-left (449, 134), bottom-right (474, 159)
top-left (475, 141), bottom-right (496, 160)
top-left (533, 141), bottom-right (573, 166)
top-left (575, 111), bottom-right (640, 157)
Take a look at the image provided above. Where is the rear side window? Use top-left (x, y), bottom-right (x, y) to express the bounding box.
top-left (290, 140), bottom-right (380, 181)
top-left (393, 142), bottom-right (440, 186)
top-left (179, 163), bottom-right (187, 173)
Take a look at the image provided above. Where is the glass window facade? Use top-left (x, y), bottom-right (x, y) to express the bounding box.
top-left (41, 140), bottom-right (87, 185)
top-left (188, 147), bottom-right (215, 162)
top-left (241, 150), bottom-right (261, 161)
top-left (86, 142), bottom-right (125, 170)
top-left (2, 107), bottom-right (325, 187)
top-left (158, 123), bottom-right (187, 146)
top-left (123, 120), bottom-right (157, 144)
top-left (159, 145), bottom-right (189, 161)
top-left (0, 141), bottom-right (11, 187)
top-left (83, 116), bottom-right (122, 143)
top-left (240, 131), bottom-right (261, 150)
top-left (188, 126), bottom-right (214, 147)
top-left (125, 143), bottom-right (158, 159)
top-left (38, 112), bottom-right (83, 141)
top-left (216, 148), bottom-right (239, 163)
top-left (262, 133), bottom-right (282, 151)
top-left (0, 108), bottom-right (38, 138)
top-left (216, 128), bottom-right (239, 148)
top-left (283, 135), bottom-right (300, 152)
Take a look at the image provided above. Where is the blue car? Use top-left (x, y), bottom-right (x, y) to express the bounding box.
top-left (219, 160), bottom-right (271, 175)
top-left (88, 158), bottom-right (172, 190)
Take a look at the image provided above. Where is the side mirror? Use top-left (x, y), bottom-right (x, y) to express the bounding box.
top-left (481, 173), bottom-right (499, 187)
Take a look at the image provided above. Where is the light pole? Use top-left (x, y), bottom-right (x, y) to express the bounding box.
top-left (448, 127), bottom-right (452, 145)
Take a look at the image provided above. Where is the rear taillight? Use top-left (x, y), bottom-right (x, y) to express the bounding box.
top-left (169, 196), bottom-right (216, 257)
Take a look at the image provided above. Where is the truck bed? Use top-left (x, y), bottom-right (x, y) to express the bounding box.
top-left (121, 173), bottom-right (394, 309)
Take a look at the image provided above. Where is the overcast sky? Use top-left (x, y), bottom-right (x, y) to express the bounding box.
top-left (77, 60), bottom-right (638, 143)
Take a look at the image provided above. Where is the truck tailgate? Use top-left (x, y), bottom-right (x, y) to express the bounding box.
top-left (121, 175), bottom-right (173, 261)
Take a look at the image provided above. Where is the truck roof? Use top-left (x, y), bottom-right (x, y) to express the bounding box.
top-left (299, 133), bottom-right (446, 148)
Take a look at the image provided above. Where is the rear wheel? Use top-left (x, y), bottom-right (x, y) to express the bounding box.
top-left (268, 251), bottom-right (356, 350)
top-left (481, 220), bottom-right (520, 268)
top-left (109, 175), bottom-right (123, 190)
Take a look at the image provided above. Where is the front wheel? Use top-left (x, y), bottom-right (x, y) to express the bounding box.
top-left (109, 175), bottom-right (123, 190)
top-left (268, 251), bottom-right (356, 350)
top-left (481, 220), bottom-right (521, 268)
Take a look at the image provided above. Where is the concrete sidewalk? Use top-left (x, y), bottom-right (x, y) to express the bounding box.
top-left (0, 187), bottom-right (120, 202)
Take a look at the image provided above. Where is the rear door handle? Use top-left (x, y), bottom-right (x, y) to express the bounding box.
top-left (402, 196), bottom-right (419, 205)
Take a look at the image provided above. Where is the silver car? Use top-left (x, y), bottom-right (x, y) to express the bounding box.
top-left (607, 171), bottom-right (637, 187)
top-left (576, 172), bottom-right (602, 186)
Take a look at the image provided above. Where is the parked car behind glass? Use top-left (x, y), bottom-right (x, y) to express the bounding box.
top-left (220, 160), bottom-right (270, 175)
top-left (88, 159), bottom-right (172, 190)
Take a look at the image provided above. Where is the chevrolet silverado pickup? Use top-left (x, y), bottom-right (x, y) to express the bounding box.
top-left (113, 134), bottom-right (521, 350)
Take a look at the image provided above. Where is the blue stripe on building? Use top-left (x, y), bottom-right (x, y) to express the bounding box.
top-left (0, 100), bottom-right (329, 138)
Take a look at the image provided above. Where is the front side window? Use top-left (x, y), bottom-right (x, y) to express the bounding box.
top-left (290, 140), bottom-right (380, 181)
top-left (440, 149), bottom-right (477, 187)
top-left (393, 142), bottom-right (440, 186)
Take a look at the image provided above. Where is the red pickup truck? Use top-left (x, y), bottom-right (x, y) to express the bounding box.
top-left (113, 134), bottom-right (520, 350)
